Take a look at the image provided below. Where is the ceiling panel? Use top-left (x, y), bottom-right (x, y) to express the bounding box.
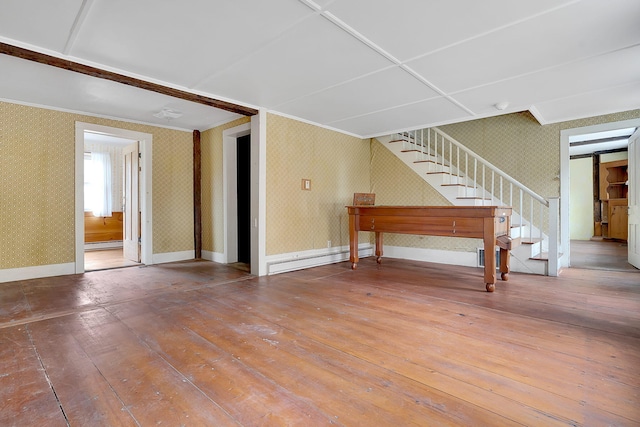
top-left (274, 66), bottom-right (440, 124)
top-left (195, 13), bottom-right (393, 108)
top-left (323, 0), bottom-right (572, 61)
top-left (407, 0), bottom-right (640, 93)
top-left (534, 81), bottom-right (640, 125)
top-left (329, 97), bottom-right (470, 137)
top-left (0, 55), bottom-right (239, 130)
top-left (0, 0), bottom-right (84, 51)
top-left (71, 0), bottom-right (315, 87)
top-left (452, 44), bottom-right (640, 115)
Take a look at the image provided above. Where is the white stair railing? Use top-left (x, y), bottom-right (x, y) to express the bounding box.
top-left (392, 128), bottom-right (559, 269)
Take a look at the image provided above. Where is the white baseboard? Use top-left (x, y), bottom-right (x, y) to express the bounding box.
top-left (202, 250), bottom-right (225, 263)
top-left (152, 251), bottom-right (195, 265)
top-left (383, 246), bottom-right (478, 267)
top-left (266, 244), bottom-right (373, 275)
top-left (264, 244), bottom-right (479, 276)
top-left (0, 262), bottom-right (76, 284)
top-left (84, 241), bottom-right (123, 251)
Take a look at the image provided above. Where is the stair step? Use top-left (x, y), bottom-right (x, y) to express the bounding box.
top-left (427, 171), bottom-right (461, 176)
top-left (456, 197), bottom-right (491, 200)
top-left (521, 239), bottom-right (542, 245)
top-left (530, 252), bottom-right (549, 261)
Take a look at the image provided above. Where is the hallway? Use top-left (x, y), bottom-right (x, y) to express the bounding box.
top-left (570, 239), bottom-right (638, 272)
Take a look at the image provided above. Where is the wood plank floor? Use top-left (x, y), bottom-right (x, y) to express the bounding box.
top-left (0, 258), bottom-right (638, 426)
top-left (570, 239), bottom-right (636, 272)
top-left (85, 248), bottom-right (141, 271)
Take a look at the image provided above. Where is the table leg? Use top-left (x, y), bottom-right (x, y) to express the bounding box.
top-left (349, 214), bottom-right (359, 269)
top-left (483, 218), bottom-right (497, 292)
top-left (500, 247), bottom-right (510, 281)
top-left (375, 232), bottom-right (383, 264)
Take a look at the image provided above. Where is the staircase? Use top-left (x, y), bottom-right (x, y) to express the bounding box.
top-left (377, 128), bottom-right (560, 276)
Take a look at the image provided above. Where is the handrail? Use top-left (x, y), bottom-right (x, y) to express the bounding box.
top-left (431, 128), bottom-right (548, 207)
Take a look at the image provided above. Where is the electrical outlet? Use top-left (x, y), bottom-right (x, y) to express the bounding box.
top-left (327, 240), bottom-right (331, 248)
top-left (301, 179), bottom-right (311, 190)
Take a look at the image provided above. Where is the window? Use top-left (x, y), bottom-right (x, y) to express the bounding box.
top-left (84, 151), bottom-right (113, 217)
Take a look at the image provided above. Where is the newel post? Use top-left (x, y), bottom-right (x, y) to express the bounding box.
top-left (548, 197), bottom-right (560, 276)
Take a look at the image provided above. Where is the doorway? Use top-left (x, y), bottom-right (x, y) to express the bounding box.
top-left (83, 133), bottom-right (139, 271)
top-left (236, 134), bottom-right (251, 265)
top-left (75, 122), bottom-right (153, 273)
top-left (561, 118), bottom-right (640, 272)
top-left (223, 123), bottom-right (251, 267)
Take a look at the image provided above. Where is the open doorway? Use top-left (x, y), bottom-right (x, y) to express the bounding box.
top-left (75, 122), bottom-right (153, 274)
top-left (223, 123), bottom-right (252, 270)
top-left (561, 118), bottom-right (640, 272)
top-left (236, 134), bottom-right (251, 265)
top-left (83, 132), bottom-right (140, 270)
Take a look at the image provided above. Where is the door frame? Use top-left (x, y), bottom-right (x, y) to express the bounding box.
top-left (75, 122), bottom-right (153, 273)
top-left (222, 123), bottom-right (250, 265)
top-left (628, 128), bottom-right (640, 268)
top-left (222, 113), bottom-right (266, 276)
top-left (560, 117), bottom-right (640, 268)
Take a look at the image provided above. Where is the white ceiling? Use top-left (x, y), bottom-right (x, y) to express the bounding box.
top-left (0, 0), bottom-right (639, 137)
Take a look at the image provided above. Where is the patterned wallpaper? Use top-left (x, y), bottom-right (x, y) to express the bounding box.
top-left (151, 126), bottom-right (194, 254)
top-left (200, 117), bottom-right (251, 254)
top-left (3, 98), bottom-right (638, 271)
top-left (0, 103), bottom-right (75, 268)
top-left (266, 114), bottom-right (370, 255)
top-left (0, 101), bottom-right (193, 270)
top-left (370, 138), bottom-right (480, 252)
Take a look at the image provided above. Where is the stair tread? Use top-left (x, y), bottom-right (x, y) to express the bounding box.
top-left (456, 197), bottom-right (492, 200)
top-left (521, 239), bottom-right (542, 244)
top-left (427, 172), bottom-right (460, 176)
top-left (530, 253), bottom-right (549, 261)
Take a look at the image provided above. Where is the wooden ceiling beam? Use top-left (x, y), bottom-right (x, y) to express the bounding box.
top-left (0, 42), bottom-right (258, 117)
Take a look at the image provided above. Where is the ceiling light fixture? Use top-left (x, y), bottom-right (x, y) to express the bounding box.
top-left (494, 101), bottom-right (509, 111)
top-left (153, 108), bottom-right (183, 120)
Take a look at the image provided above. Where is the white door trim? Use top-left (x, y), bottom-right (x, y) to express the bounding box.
top-left (628, 129), bottom-right (640, 269)
top-left (75, 122), bottom-right (153, 273)
top-left (560, 117), bottom-right (640, 268)
top-left (222, 112), bottom-right (267, 276)
top-left (223, 123), bottom-right (251, 264)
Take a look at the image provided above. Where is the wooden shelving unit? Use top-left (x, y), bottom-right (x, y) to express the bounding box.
top-left (599, 159), bottom-right (628, 241)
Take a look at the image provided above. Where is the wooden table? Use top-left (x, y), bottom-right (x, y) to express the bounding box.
top-left (347, 205), bottom-right (514, 292)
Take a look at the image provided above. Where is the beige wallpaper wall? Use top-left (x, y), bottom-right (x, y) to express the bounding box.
top-left (0, 101), bottom-right (193, 270)
top-left (370, 138), bottom-right (480, 252)
top-left (200, 116), bottom-right (251, 254)
top-left (266, 114), bottom-right (370, 255)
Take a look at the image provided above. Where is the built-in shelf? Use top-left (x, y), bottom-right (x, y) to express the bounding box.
top-left (599, 159), bottom-right (628, 241)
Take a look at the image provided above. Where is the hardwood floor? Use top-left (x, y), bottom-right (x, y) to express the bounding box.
top-left (85, 248), bottom-right (140, 271)
top-left (1, 258), bottom-right (639, 426)
top-left (570, 239), bottom-right (637, 272)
